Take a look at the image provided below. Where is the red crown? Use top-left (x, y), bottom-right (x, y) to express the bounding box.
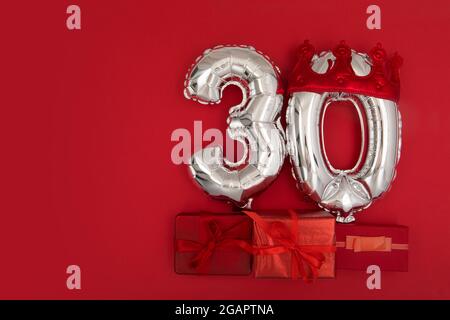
top-left (288, 41), bottom-right (402, 102)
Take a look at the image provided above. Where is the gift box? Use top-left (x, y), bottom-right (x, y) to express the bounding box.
top-left (175, 213), bottom-right (253, 275)
top-left (247, 210), bottom-right (336, 280)
top-left (335, 223), bottom-right (409, 271)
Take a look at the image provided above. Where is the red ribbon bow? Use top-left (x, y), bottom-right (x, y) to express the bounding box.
top-left (244, 210), bottom-right (335, 281)
top-left (176, 218), bottom-right (252, 272)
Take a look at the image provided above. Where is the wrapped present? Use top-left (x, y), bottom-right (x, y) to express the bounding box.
top-left (175, 213), bottom-right (253, 275)
top-left (244, 210), bottom-right (336, 280)
top-left (335, 223), bottom-right (409, 271)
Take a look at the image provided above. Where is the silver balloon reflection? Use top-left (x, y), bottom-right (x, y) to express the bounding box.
top-left (286, 50), bottom-right (402, 223)
top-left (184, 45), bottom-right (285, 208)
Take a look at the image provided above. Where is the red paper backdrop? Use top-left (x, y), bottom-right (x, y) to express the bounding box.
top-left (1, 0), bottom-right (449, 299)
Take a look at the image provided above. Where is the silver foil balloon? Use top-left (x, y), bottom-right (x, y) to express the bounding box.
top-left (184, 45), bottom-right (286, 208)
top-left (287, 50), bottom-right (402, 223)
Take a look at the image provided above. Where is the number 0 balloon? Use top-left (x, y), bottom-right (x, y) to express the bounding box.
top-left (286, 41), bottom-right (402, 222)
top-left (184, 45), bottom-right (285, 208)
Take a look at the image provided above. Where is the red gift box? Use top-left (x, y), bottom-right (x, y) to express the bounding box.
top-left (174, 213), bottom-right (253, 275)
top-left (246, 210), bottom-right (336, 280)
top-left (335, 223), bottom-right (409, 271)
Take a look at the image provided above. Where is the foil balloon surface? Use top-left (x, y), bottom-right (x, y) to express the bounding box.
top-left (184, 45), bottom-right (286, 208)
top-left (286, 42), bottom-right (402, 223)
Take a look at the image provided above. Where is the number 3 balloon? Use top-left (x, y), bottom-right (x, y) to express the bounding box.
top-left (286, 41), bottom-right (402, 223)
top-left (184, 45), bottom-right (286, 208)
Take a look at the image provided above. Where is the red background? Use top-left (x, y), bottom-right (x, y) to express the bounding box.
top-left (1, 0), bottom-right (449, 299)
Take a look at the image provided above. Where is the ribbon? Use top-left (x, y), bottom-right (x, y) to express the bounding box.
top-left (336, 235), bottom-right (408, 252)
top-left (243, 210), bottom-right (335, 281)
top-left (176, 218), bottom-right (253, 272)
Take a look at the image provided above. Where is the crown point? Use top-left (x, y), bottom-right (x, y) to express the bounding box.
top-left (370, 43), bottom-right (387, 63)
top-left (297, 41), bottom-right (314, 59)
top-left (389, 52), bottom-right (403, 83)
top-left (391, 52), bottom-right (403, 68)
top-left (333, 41), bottom-right (351, 59)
